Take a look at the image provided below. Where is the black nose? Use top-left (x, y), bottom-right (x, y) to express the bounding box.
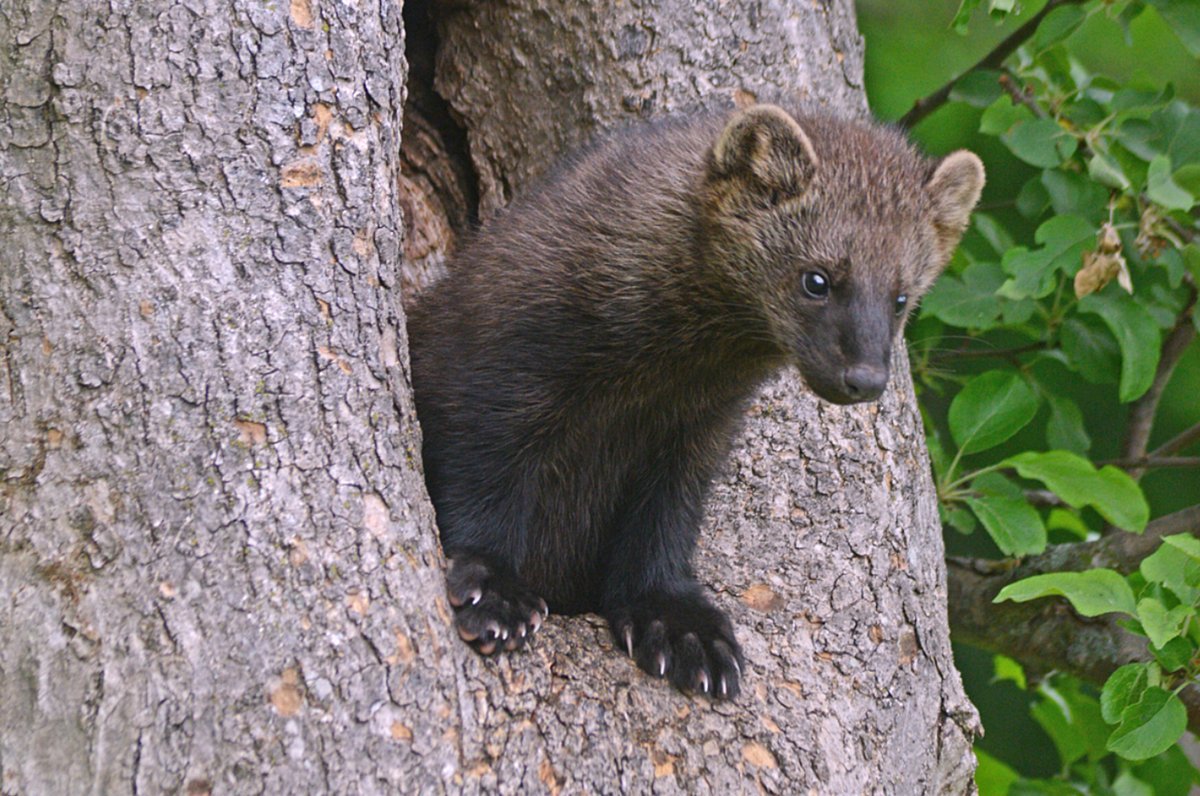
top-left (843, 364), bottom-right (888, 401)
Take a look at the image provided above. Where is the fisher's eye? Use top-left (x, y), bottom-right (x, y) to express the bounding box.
top-left (895, 294), bottom-right (908, 316)
top-left (801, 271), bottom-right (830, 299)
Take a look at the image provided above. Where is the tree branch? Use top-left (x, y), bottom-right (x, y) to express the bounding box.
top-left (1153, 421), bottom-right (1200, 459)
top-left (1096, 456), bottom-right (1200, 471)
top-left (946, 504), bottom-right (1200, 733)
top-left (998, 70), bottom-right (1048, 118)
top-left (898, 0), bottom-right (1084, 129)
top-left (932, 340), bottom-right (1048, 361)
top-left (1121, 280), bottom-right (1199, 480)
top-left (1024, 489), bottom-right (1065, 507)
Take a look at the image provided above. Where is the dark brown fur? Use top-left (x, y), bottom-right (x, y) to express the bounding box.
top-left (408, 104), bottom-right (983, 699)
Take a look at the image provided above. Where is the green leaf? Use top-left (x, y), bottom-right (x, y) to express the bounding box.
top-left (988, 0), bottom-right (1018, 20)
top-left (1046, 507), bottom-right (1088, 540)
top-left (1143, 283), bottom-right (1185, 328)
top-left (1151, 636), bottom-right (1193, 672)
top-left (1003, 118), bottom-right (1078, 168)
top-left (949, 370), bottom-right (1040, 454)
top-left (1112, 84), bottom-right (1175, 115)
top-left (1033, 3), bottom-right (1087, 50)
top-left (993, 654), bottom-right (1027, 689)
top-left (1101, 663), bottom-right (1151, 724)
top-left (1078, 293), bottom-right (1163, 403)
top-left (1137, 598), bottom-right (1192, 650)
top-left (950, 70), bottom-right (1004, 108)
top-left (1060, 315), bottom-right (1122, 385)
top-left (972, 213), bottom-right (1015, 256)
top-left (1041, 168), bottom-right (1109, 222)
top-left (974, 749), bottom-right (1019, 796)
top-left (1174, 163), bottom-right (1200, 198)
top-left (1164, 533), bottom-right (1200, 560)
top-left (1121, 119), bottom-right (1163, 162)
top-left (1112, 139), bottom-right (1153, 191)
top-left (1184, 244), bottom-right (1200, 283)
top-left (920, 260), bottom-right (1005, 329)
top-left (1016, 175), bottom-right (1050, 218)
top-left (1034, 213), bottom-right (1095, 251)
top-left (1159, 247), bottom-right (1189, 288)
top-left (925, 415), bottom-right (952, 480)
top-left (981, 95), bottom-right (1034, 135)
top-left (998, 215), bottom-right (1095, 300)
top-left (1159, 102), bottom-right (1200, 167)
top-left (1113, 771), bottom-right (1156, 796)
top-left (1064, 97), bottom-right (1107, 128)
top-left (1141, 537), bottom-right (1200, 604)
top-left (1032, 676), bottom-right (1110, 765)
top-left (1144, 0), bottom-right (1200, 57)
top-left (1147, 155), bottom-right (1196, 212)
top-left (1090, 467), bottom-right (1151, 532)
top-left (952, 0), bottom-right (984, 33)
top-left (941, 504), bottom-right (978, 535)
top-left (965, 494), bottom-right (1047, 556)
top-left (1044, 394), bottom-right (1090, 454)
top-left (1032, 688), bottom-right (1088, 766)
top-left (1130, 744), bottom-right (1200, 796)
top-left (1088, 149), bottom-right (1132, 191)
top-left (1009, 779), bottom-right (1094, 795)
top-left (1001, 450), bottom-right (1149, 532)
top-left (1121, 101), bottom-right (1200, 167)
top-left (1107, 686), bottom-right (1188, 761)
top-left (974, 470), bottom-right (1023, 499)
top-left (995, 569), bottom-right (1137, 616)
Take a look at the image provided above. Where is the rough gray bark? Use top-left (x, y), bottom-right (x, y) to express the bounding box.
top-left (0, 0), bottom-right (978, 794)
top-left (415, 1), bottom-right (980, 791)
top-left (0, 2), bottom-right (456, 792)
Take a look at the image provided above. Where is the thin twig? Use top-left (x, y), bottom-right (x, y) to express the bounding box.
top-left (1096, 456), bottom-right (1200, 471)
top-left (1152, 421), bottom-right (1200, 459)
top-left (998, 71), bottom-right (1048, 118)
top-left (1166, 217), bottom-right (1197, 245)
top-left (931, 341), bottom-right (1047, 362)
top-left (898, 0), bottom-right (1085, 129)
top-left (1121, 280), bottom-right (1199, 480)
top-left (1024, 489), bottom-right (1065, 507)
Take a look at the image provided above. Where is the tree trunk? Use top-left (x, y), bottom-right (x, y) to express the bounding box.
top-left (0, 1), bottom-right (978, 794)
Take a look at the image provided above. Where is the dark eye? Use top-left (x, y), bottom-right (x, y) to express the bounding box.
top-left (801, 271), bottom-right (829, 299)
top-left (895, 294), bottom-right (908, 315)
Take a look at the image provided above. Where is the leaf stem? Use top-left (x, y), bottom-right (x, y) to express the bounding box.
top-left (944, 461), bottom-right (1006, 494)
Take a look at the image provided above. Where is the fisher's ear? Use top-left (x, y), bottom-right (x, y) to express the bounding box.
top-left (925, 150), bottom-right (985, 264)
top-left (707, 104), bottom-right (819, 202)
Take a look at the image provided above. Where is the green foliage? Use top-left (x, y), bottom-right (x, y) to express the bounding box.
top-left (995, 568), bottom-right (1137, 615)
top-left (886, 0), bottom-right (1200, 791)
top-left (1077, 293), bottom-right (1162, 402)
top-left (1107, 686), bottom-right (1187, 760)
top-left (950, 370), bottom-right (1041, 453)
top-left (1143, 0), bottom-right (1200, 57)
top-left (987, 529), bottom-right (1200, 777)
top-left (1002, 451), bottom-right (1148, 531)
top-left (919, 0), bottom-right (1199, 577)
